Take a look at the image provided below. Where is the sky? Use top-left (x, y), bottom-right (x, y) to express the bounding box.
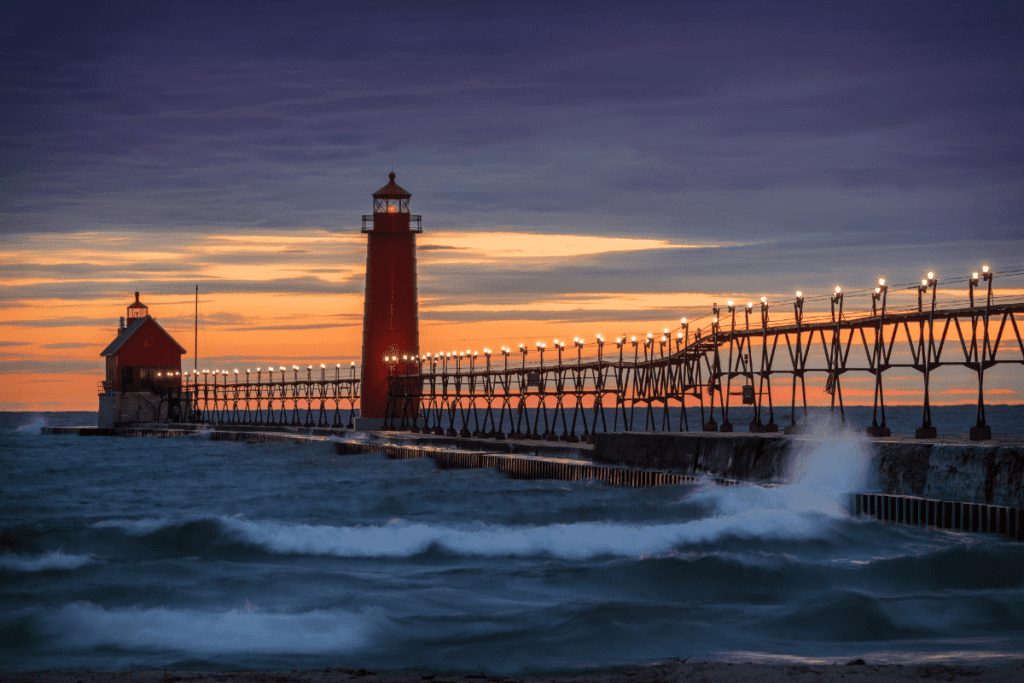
top-left (1, 0), bottom-right (1022, 411)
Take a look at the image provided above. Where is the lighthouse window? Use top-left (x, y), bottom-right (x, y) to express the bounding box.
top-left (373, 198), bottom-right (410, 214)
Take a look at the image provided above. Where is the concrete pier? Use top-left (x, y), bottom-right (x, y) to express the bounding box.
top-left (593, 431), bottom-right (1024, 508)
top-left (41, 424), bottom-right (1023, 540)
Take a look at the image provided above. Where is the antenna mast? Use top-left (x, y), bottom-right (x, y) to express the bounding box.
top-left (194, 285), bottom-right (198, 372)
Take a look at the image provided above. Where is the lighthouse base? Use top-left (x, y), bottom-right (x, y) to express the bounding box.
top-left (353, 416), bottom-right (386, 432)
top-left (98, 391), bottom-right (169, 428)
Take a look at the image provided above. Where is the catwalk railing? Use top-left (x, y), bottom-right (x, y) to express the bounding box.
top-left (384, 269), bottom-right (1024, 441)
top-left (161, 366), bottom-right (361, 428)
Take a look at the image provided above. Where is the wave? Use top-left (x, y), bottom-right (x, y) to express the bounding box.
top-left (219, 509), bottom-right (841, 560)
top-left (13, 417), bottom-right (47, 433)
top-left (88, 506), bottom-right (840, 562)
top-left (0, 551), bottom-right (95, 572)
top-left (39, 602), bottom-right (377, 654)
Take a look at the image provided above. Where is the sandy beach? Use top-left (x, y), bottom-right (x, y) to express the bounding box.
top-left (4, 660), bottom-right (1024, 683)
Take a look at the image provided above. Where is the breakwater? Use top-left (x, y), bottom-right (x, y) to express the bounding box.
top-left (41, 424), bottom-right (1023, 540)
top-left (594, 431), bottom-right (1024, 507)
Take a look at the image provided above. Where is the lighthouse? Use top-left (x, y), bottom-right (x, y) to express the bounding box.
top-left (98, 292), bottom-right (187, 427)
top-left (355, 172), bottom-right (422, 431)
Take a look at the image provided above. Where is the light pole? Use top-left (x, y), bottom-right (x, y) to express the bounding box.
top-left (828, 287), bottom-right (845, 420)
top-left (831, 287), bottom-right (843, 322)
top-left (721, 301), bottom-right (736, 433)
top-left (872, 279), bottom-right (887, 316)
top-left (917, 272), bottom-right (939, 438)
top-left (784, 292), bottom-right (804, 434)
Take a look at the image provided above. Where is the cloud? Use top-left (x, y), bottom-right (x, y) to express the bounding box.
top-left (0, 359), bottom-right (101, 373)
top-left (40, 342), bottom-right (95, 349)
top-left (1, 0), bottom-right (1020, 247)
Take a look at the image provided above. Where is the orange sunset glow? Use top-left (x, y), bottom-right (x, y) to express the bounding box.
top-left (2, 223), bottom-right (1021, 412)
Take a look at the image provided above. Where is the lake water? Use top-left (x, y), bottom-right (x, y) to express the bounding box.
top-left (2, 409), bottom-right (1023, 673)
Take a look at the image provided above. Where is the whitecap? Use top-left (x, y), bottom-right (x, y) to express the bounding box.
top-left (219, 511), bottom-right (836, 561)
top-left (0, 551), bottom-right (96, 572)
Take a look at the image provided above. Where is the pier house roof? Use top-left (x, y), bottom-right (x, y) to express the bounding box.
top-left (101, 316), bottom-right (186, 358)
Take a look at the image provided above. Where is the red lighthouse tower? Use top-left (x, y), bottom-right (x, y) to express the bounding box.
top-left (355, 172), bottom-right (422, 430)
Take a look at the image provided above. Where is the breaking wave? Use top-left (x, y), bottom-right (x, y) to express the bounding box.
top-left (0, 551), bottom-right (96, 572)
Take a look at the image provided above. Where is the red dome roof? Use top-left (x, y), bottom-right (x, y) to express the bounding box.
top-left (127, 291), bottom-right (148, 310)
top-left (372, 172), bottom-right (411, 199)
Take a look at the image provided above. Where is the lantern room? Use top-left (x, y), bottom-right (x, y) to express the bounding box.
top-left (373, 172), bottom-right (410, 213)
top-left (361, 172), bottom-right (422, 233)
top-left (126, 291), bottom-right (149, 320)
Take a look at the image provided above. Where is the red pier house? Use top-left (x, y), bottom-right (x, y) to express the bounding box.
top-left (98, 292), bottom-right (188, 427)
top-left (355, 173), bottom-right (421, 430)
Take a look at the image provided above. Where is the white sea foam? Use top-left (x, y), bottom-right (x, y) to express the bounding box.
top-left (13, 416), bottom-right (47, 433)
top-left (220, 510), bottom-right (833, 561)
top-left (42, 602), bottom-right (377, 654)
top-left (689, 418), bottom-right (872, 522)
top-left (0, 551), bottom-right (95, 572)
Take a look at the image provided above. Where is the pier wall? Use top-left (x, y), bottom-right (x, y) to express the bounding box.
top-left (41, 424), bottom-right (1022, 539)
top-left (594, 432), bottom-right (1024, 507)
